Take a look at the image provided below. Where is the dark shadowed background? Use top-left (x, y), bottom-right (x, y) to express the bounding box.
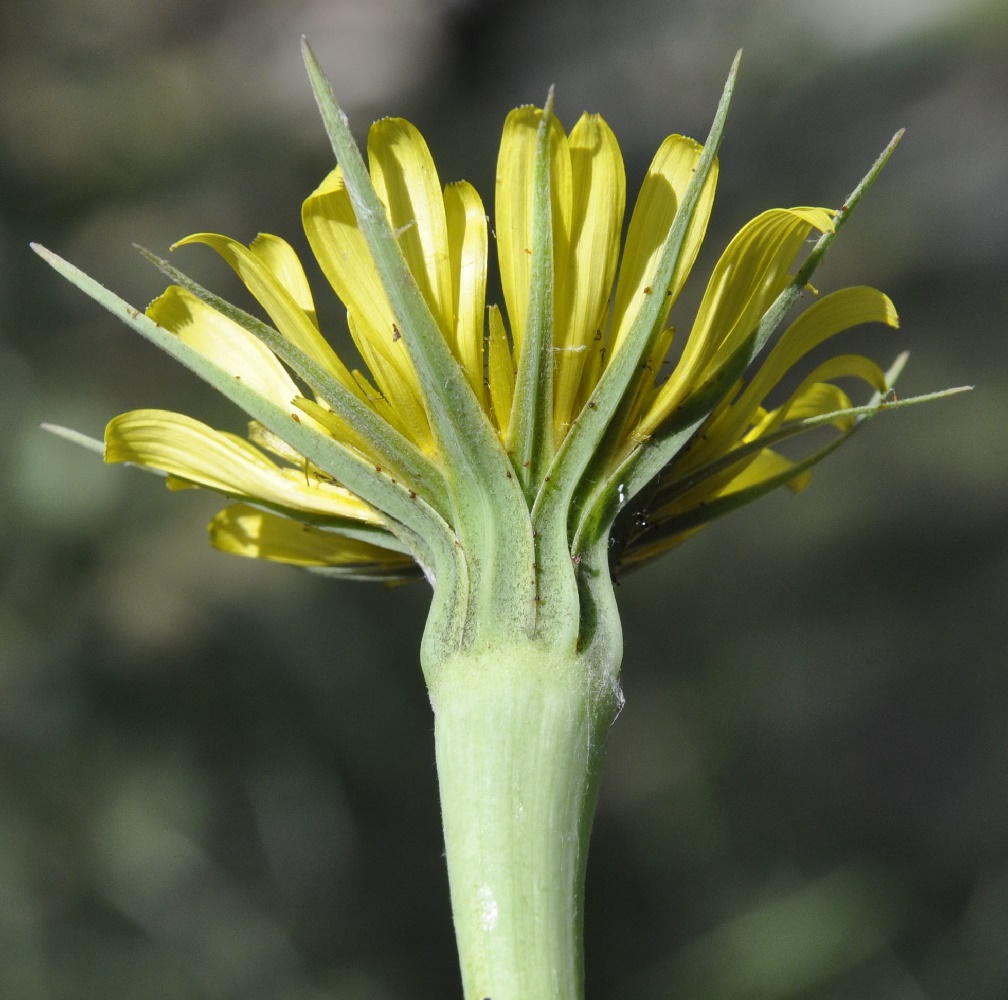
top-left (1, 0), bottom-right (1006, 997)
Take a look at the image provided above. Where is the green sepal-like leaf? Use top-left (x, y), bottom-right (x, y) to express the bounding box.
top-left (507, 88), bottom-right (557, 500)
top-left (791, 130), bottom-right (904, 297)
top-left (40, 423), bottom-right (105, 454)
top-left (573, 534), bottom-right (624, 682)
top-left (529, 51), bottom-right (740, 649)
top-left (302, 38), bottom-right (535, 648)
top-left (137, 246), bottom-right (452, 521)
top-left (32, 242), bottom-right (469, 659)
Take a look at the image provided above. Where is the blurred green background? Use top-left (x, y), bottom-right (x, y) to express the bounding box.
top-left (2, 0), bottom-right (1006, 997)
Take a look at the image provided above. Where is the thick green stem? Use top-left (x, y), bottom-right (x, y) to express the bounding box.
top-left (428, 640), bottom-right (620, 1000)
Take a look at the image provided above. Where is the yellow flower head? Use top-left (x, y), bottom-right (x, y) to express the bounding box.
top-left (36, 44), bottom-right (959, 660)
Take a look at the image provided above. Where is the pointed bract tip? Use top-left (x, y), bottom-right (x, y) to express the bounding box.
top-left (301, 36), bottom-right (323, 77)
top-left (40, 423), bottom-right (105, 455)
top-left (30, 242), bottom-right (60, 268)
top-left (542, 85), bottom-right (556, 121)
top-left (885, 350), bottom-right (911, 387)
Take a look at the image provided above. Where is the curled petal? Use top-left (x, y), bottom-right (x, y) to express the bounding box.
top-left (248, 233), bottom-right (318, 323)
top-left (105, 408), bottom-right (383, 525)
top-left (761, 381), bottom-right (855, 429)
top-left (730, 286), bottom-right (896, 428)
top-left (753, 354), bottom-right (889, 435)
top-left (638, 206), bottom-right (834, 438)
top-left (147, 286), bottom-right (299, 410)
top-left (173, 232), bottom-right (361, 397)
top-left (692, 287), bottom-right (897, 461)
top-left (721, 447), bottom-right (813, 495)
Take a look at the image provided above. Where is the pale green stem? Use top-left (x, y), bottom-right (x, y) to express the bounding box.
top-left (427, 640), bottom-right (620, 1000)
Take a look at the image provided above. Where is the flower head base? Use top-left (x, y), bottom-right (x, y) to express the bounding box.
top-left (35, 43), bottom-right (962, 667)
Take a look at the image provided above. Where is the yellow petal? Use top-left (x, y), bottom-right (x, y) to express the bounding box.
top-left (751, 354), bottom-right (889, 436)
top-left (368, 118), bottom-right (454, 335)
top-left (720, 448), bottom-right (813, 495)
top-left (209, 503), bottom-right (415, 575)
top-left (302, 167), bottom-right (426, 423)
top-left (345, 311), bottom-right (433, 453)
top-left (173, 232), bottom-right (362, 398)
top-left (727, 286), bottom-right (896, 430)
top-left (619, 325), bottom-right (677, 438)
top-left (444, 180), bottom-right (488, 404)
top-left (487, 304), bottom-right (515, 439)
top-left (495, 105), bottom-right (571, 358)
top-left (105, 408), bottom-right (383, 524)
top-left (759, 381), bottom-right (854, 429)
top-left (553, 113), bottom-right (626, 443)
top-left (637, 206), bottom-right (834, 438)
top-left (660, 446), bottom-right (807, 518)
top-left (608, 135), bottom-right (718, 360)
top-left (690, 287), bottom-right (896, 461)
top-left (248, 233), bottom-right (318, 323)
top-left (147, 286), bottom-right (299, 410)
